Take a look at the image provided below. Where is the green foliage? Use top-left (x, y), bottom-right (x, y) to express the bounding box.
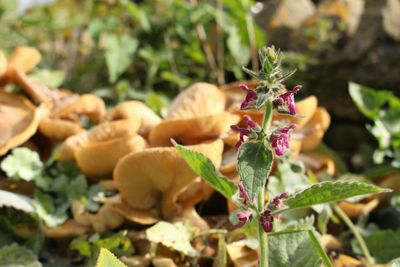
top-left (283, 181), bottom-right (390, 211)
top-left (0, 0), bottom-right (266, 97)
top-left (349, 82), bottom-right (400, 167)
top-left (268, 230), bottom-right (321, 267)
top-left (104, 33), bottom-right (138, 83)
top-left (174, 141), bottom-right (237, 199)
top-left (1, 148), bottom-right (43, 182)
top-left (1, 148), bottom-right (106, 227)
top-left (0, 243), bottom-right (41, 267)
top-left (95, 248), bottom-right (127, 267)
top-left (71, 231), bottom-right (133, 266)
top-left (238, 142), bottom-right (273, 201)
top-left (146, 221), bottom-right (199, 257)
top-left (352, 229), bottom-right (400, 263)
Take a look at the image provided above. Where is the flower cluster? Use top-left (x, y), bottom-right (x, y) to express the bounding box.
top-left (270, 124), bottom-right (297, 156)
top-left (234, 182), bottom-right (289, 233)
top-left (230, 115), bottom-right (259, 148)
top-left (274, 85), bottom-right (302, 115)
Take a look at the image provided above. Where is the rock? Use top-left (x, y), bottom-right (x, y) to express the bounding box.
top-left (269, 0), bottom-right (316, 30)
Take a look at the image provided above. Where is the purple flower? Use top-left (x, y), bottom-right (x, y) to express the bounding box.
top-left (271, 192), bottom-right (289, 207)
top-left (234, 210), bottom-right (253, 228)
top-left (270, 124), bottom-right (297, 156)
top-left (239, 84), bottom-right (257, 109)
top-left (274, 85), bottom-right (302, 115)
top-left (260, 209), bottom-right (274, 232)
top-left (238, 182), bottom-right (251, 204)
top-left (231, 115), bottom-right (258, 148)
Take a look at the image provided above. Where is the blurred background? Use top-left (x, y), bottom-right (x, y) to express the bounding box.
top-left (1, 0), bottom-right (399, 171)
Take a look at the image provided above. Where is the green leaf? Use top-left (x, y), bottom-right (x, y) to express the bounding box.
top-left (238, 142), bottom-right (273, 201)
top-left (104, 33), bottom-right (138, 83)
top-left (0, 190), bottom-right (35, 213)
top-left (1, 147), bottom-right (43, 182)
top-left (29, 69), bottom-right (65, 88)
top-left (174, 142), bottom-right (237, 199)
top-left (95, 248), bottom-right (127, 267)
top-left (146, 221), bottom-right (199, 257)
top-left (352, 229), bottom-right (400, 263)
top-left (268, 230), bottom-right (321, 267)
top-left (349, 82), bottom-right (393, 120)
top-left (307, 230), bottom-right (333, 267)
top-left (0, 243), bottom-right (41, 267)
top-left (283, 181), bottom-right (390, 210)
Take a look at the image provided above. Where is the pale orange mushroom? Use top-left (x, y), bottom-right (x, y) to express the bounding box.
top-left (149, 83), bottom-right (240, 146)
top-left (0, 91), bottom-right (43, 156)
top-left (114, 139), bottom-right (224, 220)
top-left (105, 101), bottom-right (161, 136)
top-left (0, 47), bottom-right (106, 140)
top-left (44, 220), bottom-right (90, 238)
top-left (57, 119), bottom-right (146, 180)
top-left (0, 47), bottom-right (41, 86)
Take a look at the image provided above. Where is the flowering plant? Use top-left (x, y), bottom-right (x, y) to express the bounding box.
top-left (175, 47), bottom-right (389, 267)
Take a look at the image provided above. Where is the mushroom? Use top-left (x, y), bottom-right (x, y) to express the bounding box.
top-left (0, 90), bottom-right (43, 156)
top-left (57, 119), bottom-right (146, 180)
top-left (114, 139), bottom-right (224, 220)
top-left (44, 220), bottom-right (90, 238)
top-left (149, 83), bottom-right (240, 146)
top-left (0, 46), bottom-right (41, 86)
top-left (105, 101), bottom-right (162, 136)
top-left (0, 47), bottom-right (106, 140)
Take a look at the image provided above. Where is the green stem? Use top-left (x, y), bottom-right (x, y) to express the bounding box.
top-left (332, 204), bottom-right (374, 265)
top-left (307, 229), bottom-right (333, 267)
top-left (262, 99), bottom-right (273, 133)
top-left (257, 100), bottom-right (273, 267)
top-left (258, 190), bottom-right (268, 267)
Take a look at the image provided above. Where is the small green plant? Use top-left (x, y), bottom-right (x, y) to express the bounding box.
top-left (176, 46), bottom-right (390, 266)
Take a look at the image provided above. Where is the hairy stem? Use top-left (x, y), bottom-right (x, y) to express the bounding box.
top-left (262, 99), bottom-right (273, 133)
top-left (258, 190), bottom-right (268, 267)
top-left (257, 100), bottom-right (274, 267)
top-left (332, 204), bottom-right (373, 264)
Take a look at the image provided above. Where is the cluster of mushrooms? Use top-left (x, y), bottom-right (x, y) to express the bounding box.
top-left (2, 46), bottom-right (394, 266)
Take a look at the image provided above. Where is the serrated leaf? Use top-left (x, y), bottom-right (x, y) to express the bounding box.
top-left (1, 147), bottom-right (43, 182)
top-left (174, 142), bottom-right (237, 198)
top-left (0, 190), bottom-right (35, 213)
top-left (283, 181), bottom-right (390, 210)
top-left (268, 230), bottom-right (321, 267)
top-left (146, 221), bottom-right (199, 257)
top-left (104, 33), bottom-right (138, 83)
top-left (352, 229), bottom-right (400, 263)
top-left (238, 142), bottom-right (273, 201)
top-left (0, 243), bottom-right (41, 267)
top-left (95, 248), bottom-right (126, 267)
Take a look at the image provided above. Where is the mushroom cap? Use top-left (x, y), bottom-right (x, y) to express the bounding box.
top-left (75, 132), bottom-right (147, 180)
top-left (105, 194), bottom-right (159, 225)
top-left (273, 95), bottom-right (318, 126)
top-left (298, 107), bottom-right (331, 151)
top-left (44, 220), bottom-right (90, 238)
top-left (56, 119), bottom-right (141, 161)
top-left (0, 91), bottom-right (42, 156)
top-left (149, 112), bottom-right (239, 146)
top-left (105, 100), bottom-right (161, 136)
top-left (57, 119), bottom-right (146, 180)
top-left (39, 118), bottom-right (84, 140)
top-left (149, 83), bottom-right (239, 146)
top-left (6, 47), bottom-right (41, 79)
top-left (52, 94), bottom-right (106, 123)
top-left (114, 139), bottom-right (224, 219)
top-left (167, 82), bottom-right (226, 119)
